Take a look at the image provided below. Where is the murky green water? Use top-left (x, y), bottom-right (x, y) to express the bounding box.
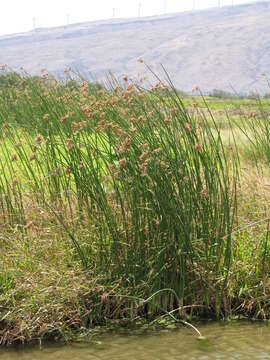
top-left (1, 322), bottom-right (270, 359)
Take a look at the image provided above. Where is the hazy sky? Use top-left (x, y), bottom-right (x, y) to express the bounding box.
top-left (0, 0), bottom-right (261, 36)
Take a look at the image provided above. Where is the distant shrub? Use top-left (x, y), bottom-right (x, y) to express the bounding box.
top-left (263, 92), bottom-right (270, 99)
top-left (209, 89), bottom-right (236, 99)
top-left (246, 91), bottom-right (260, 100)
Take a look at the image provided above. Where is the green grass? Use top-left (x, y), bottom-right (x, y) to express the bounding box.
top-left (0, 70), bottom-right (270, 345)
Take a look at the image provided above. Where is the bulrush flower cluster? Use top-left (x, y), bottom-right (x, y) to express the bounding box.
top-left (60, 112), bottom-right (72, 124)
top-left (42, 114), bottom-right (49, 122)
top-left (81, 104), bottom-right (93, 119)
top-left (79, 161), bottom-right (85, 170)
top-left (184, 122), bottom-right (192, 132)
top-left (11, 154), bottom-right (18, 162)
top-left (201, 185), bottom-right (208, 199)
top-left (0, 64), bottom-right (7, 70)
top-left (15, 141), bottom-right (23, 148)
top-left (119, 137), bottom-right (132, 154)
top-left (35, 134), bottom-right (42, 144)
top-left (153, 148), bottom-right (162, 156)
top-left (119, 158), bottom-right (127, 169)
top-left (126, 83), bottom-right (135, 93)
top-left (109, 164), bottom-right (120, 180)
top-left (29, 154), bottom-right (36, 161)
top-left (71, 121), bottom-right (87, 132)
top-left (41, 69), bottom-right (49, 79)
top-left (66, 165), bottom-right (71, 175)
top-left (137, 115), bottom-right (144, 124)
top-left (66, 138), bottom-right (74, 151)
top-left (97, 88), bottom-right (105, 97)
top-left (138, 145), bottom-right (152, 177)
top-left (80, 82), bottom-right (89, 95)
top-left (194, 143), bottom-right (201, 152)
top-left (151, 82), bottom-right (164, 92)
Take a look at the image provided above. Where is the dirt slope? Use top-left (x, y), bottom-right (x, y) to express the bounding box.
top-left (1, 1), bottom-right (270, 93)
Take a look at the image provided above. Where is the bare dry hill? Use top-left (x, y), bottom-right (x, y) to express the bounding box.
top-left (1, 1), bottom-right (270, 93)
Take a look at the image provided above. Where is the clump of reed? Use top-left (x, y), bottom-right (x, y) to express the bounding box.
top-left (0, 69), bottom-right (238, 310)
top-left (1, 68), bottom-right (269, 345)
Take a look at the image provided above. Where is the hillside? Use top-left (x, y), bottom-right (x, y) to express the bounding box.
top-left (1, 1), bottom-right (270, 93)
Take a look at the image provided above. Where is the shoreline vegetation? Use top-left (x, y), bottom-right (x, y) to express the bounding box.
top-left (0, 66), bottom-right (270, 346)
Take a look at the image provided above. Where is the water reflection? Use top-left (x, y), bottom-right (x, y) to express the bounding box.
top-left (1, 322), bottom-right (270, 359)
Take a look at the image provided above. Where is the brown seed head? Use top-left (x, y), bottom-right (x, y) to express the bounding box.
top-left (164, 117), bottom-right (172, 125)
top-left (153, 148), bottom-right (162, 155)
top-left (11, 154), bottom-right (18, 162)
top-left (184, 176), bottom-right (189, 183)
top-left (126, 83), bottom-right (135, 92)
top-left (104, 122), bottom-right (113, 131)
top-left (159, 160), bottom-right (166, 168)
top-left (112, 96), bottom-right (119, 105)
top-left (140, 151), bottom-right (148, 162)
top-left (98, 88), bottom-right (105, 96)
top-left (42, 113), bottom-right (49, 121)
top-left (184, 122), bottom-right (192, 132)
top-left (79, 120), bottom-right (87, 131)
top-left (71, 122), bottom-right (79, 131)
top-left (119, 158), bottom-right (127, 168)
top-left (36, 134), bottom-right (42, 144)
top-left (201, 186), bottom-right (208, 199)
top-left (66, 138), bottom-right (73, 150)
top-left (25, 221), bottom-right (34, 229)
top-left (124, 137), bottom-right (132, 148)
top-left (138, 115), bottom-right (143, 124)
top-left (60, 114), bottom-right (69, 124)
top-left (15, 141), bottom-right (23, 148)
top-left (113, 171), bottom-right (119, 180)
top-left (170, 108), bottom-right (178, 116)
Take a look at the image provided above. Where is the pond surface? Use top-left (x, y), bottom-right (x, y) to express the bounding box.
top-left (1, 322), bottom-right (270, 359)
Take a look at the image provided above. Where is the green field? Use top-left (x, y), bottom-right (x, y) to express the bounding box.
top-left (0, 69), bottom-right (270, 345)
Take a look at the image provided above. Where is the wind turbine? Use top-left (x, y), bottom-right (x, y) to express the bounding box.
top-left (33, 17), bottom-right (36, 30)
top-left (112, 7), bottom-right (115, 18)
top-left (193, 0), bottom-right (195, 11)
top-left (163, 0), bottom-right (167, 14)
top-left (66, 13), bottom-right (70, 26)
top-left (138, 2), bottom-right (142, 17)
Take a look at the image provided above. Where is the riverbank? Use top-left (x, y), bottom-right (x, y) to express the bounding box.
top-left (0, 69), bottom-right (270, 345)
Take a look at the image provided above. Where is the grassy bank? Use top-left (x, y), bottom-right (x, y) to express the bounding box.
top-left (0, 68), bottom-right (270, 345)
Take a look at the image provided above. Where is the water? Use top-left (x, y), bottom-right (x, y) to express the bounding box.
top-left (1, 322), bottom-right (270, 359)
